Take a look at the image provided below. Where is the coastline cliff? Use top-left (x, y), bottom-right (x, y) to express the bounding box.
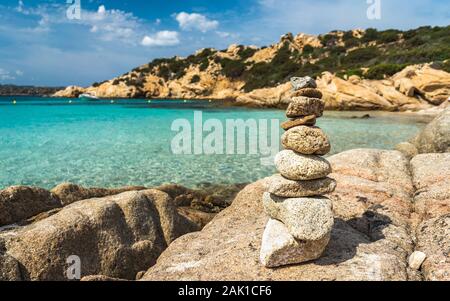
top-left (53, 26), bottom-right (450, 112)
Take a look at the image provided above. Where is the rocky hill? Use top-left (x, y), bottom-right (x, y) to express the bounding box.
top-left (54, 26), bottom-right (450, 111)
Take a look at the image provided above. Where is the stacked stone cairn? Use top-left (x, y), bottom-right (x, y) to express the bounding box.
top-left (260, 76), bottom-right (336, 268)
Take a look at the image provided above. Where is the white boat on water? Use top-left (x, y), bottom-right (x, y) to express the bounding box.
top-left (78, 93), bottom-right (99, 100)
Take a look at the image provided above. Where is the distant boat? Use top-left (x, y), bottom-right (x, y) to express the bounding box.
top-left (78, 93), bottom-right (99, 100)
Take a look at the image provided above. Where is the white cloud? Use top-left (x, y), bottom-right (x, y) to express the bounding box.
top-left (174, 12), bottom-right (219, 32)
top-left (0, 68), bottom-right (15, 81)
top-left (16, 0), bottom-right (25, 13)
top-left (81, 6), bottom-right (142, 42)
top-left (155, 18), bottom-right (161, 25)
top-left (141, 31), bottom-right (180, 47)
top-left (98, 5), bottom-right (106, 15)
top-left (216, 31), bottom-right (240, 40)
top-left (12, 2), bottom-right (146, 44)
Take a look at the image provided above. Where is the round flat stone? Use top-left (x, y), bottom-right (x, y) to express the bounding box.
top-left (291, 88), bottom-right (323, 99)
top-left (267, 174), bottom-right (336, 197)
top-left (281, 126), bottom-right (331, 155)
top-left (281, 115), bottom-right (316, 130)
top-left (274, 150), bottom-right (332, 180)
top-left (286, 97), bottom-right (324, 118)
top-left (262, 193), bottom-right (334, 241)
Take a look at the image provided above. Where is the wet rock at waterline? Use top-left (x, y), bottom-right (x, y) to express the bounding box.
top-left (51, 183), bottom-right (147, 206)
top-left (0, 190), bottom-right (198, 280)
top-left (0, 186), bottom-right (62, 227)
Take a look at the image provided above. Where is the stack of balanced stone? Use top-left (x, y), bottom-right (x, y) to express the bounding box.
top-left (260, 76), bottom-right (336, 268)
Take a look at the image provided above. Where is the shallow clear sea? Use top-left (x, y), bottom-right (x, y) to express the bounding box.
top-left (0, 97), bottom-right (425, 189)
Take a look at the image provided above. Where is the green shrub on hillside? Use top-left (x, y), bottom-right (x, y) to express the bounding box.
top-left (406, 36), bottom-right (426, 47)
top-left (157, 66), bottom-right (170, 81)
top-left (330, 46), bottom-right (346, 55)
top-left (442, 61), bottom-right (450, 73)
top-left (378, 30), bottom-right (400, 43)
top-left (199, 58), bottom-right (210, 71)
top-left (345, 38), bottom-right (361, 48)
top-left (342, 47), bottom-right (380, 65)
top-left (217, 58), bottom-right (246, 78)
top-left (365, 63), bottom-right (407, 79)
top-left (342, 31), bottom-right (354, 41)
top-left (190, 75), bottom-right (201, 84)
top-left (302, 45), bottom-right (314, 55)
top-left (336, 68), bottom-right (364, 79)
top-left (237, 46), bottom-right (257, 60)
top-left (362, 28), bottom-right (379, 43)
top-left (113, 25), bottom-right (449, 93)
top-left (320, 34), bottom-right (338, 46)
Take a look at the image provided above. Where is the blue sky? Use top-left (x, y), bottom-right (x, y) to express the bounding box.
top-left (0, 0), bottom-right (448, 86)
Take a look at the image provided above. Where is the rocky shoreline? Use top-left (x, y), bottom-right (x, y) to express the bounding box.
top-left (53, 63), bottom-right (450, 113)
top-left (0, 108), bottom-right (449, 281)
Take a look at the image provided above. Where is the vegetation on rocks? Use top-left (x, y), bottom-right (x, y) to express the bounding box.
top-left (54, 25), bottom-right (449, 102)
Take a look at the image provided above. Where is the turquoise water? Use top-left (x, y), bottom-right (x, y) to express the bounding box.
top-left (0, 97), bottom-right (424, 189)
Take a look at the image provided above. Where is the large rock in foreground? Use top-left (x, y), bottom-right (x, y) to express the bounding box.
top-left (411, 153), bottom-right (450, 281)
top-left (142, 159), bottom-right (413, 281)
top-left (410, 106), bottom-right (450, 154)
top-left (1, 190), bottom-right (198, 280)
top-left (0, 186), bottom-right (62, 227)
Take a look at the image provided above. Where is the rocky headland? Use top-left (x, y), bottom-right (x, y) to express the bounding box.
top-left (53, 26), bottom-right (450, 113)
top-left (1, 108), bottom-right (449, 281)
